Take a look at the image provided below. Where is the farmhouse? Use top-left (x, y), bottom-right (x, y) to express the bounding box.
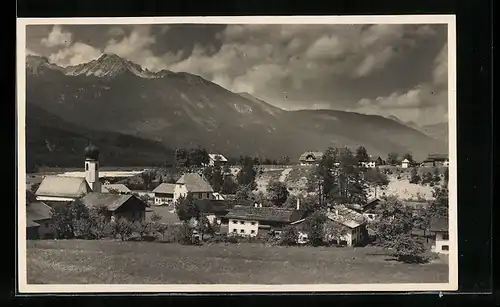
top-left (35, 144), bottom-right (102, 204)
top-left (152, 183), bottom-right (176, 205)
top-left (26, 191), bottom-right (54, 240)
top-left (360, 198), bottom-right (381, 221)
top-left (102, 183), bottom-right (131, 194)
top-left (401, 158), bottom-right (410, 168)
top-left (208, 153), bottom-right (228, 166)
top-left (325, 205), bottom-right (368, 247)
top-left (421, 153), bottom-right (449, 167)
top-left (222, 205), bottom-right (305, 237)
top-left (429, 217), bottom-right (449, 254)
top-left (192, 199), bottom-right (245, 225)
top-left (80, 192), bottom-right (148, 223)
top-left (174, 173), bottom-right (214, 202)
top-left (299, 151), bottom-right (324, 165)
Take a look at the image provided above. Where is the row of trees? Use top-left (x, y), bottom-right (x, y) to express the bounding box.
top-left (410, 167), bottom-right (446, 186)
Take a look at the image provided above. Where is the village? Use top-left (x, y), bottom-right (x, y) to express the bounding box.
top-left (26, 142), bottom-right (450, 272)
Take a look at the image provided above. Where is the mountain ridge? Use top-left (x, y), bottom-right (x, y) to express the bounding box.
top-left (25, 54), bottom-right (447, 164)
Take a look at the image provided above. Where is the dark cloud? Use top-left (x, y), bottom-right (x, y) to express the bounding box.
top-left (25, 23), bottom-right (448, 125)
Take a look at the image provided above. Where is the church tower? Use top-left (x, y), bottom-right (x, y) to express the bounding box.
top-left (84, 143), bottom-right (101, 193)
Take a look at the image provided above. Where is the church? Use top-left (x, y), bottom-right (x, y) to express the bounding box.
top-left (34, 144), bottom-right (148, 222)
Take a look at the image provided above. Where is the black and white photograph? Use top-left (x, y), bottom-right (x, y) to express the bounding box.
top-left (17, 15), bottom-right (457, 293)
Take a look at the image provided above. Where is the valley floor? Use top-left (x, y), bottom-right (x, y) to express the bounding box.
top-left (27, 240), bottom-right (448, 285)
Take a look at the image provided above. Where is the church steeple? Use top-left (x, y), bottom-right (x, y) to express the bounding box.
top-left (84, 142), bottom-right (101, 192)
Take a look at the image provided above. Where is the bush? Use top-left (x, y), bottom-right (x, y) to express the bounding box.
top-left (278, 226), bottom-right (299, 246)
top-left (110, 218), bottom-right (134, 241)
top-left (391, 233), bottom-right (428, 264)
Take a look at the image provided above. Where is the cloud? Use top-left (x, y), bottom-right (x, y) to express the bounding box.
top-left (348, 41), bottom-right (448, 125)
top-left (168, 24), bottom-right (438, 97)
top-left (41, 25), bottom-right (73, 47)
top-left (103, 25), bottom-right (183, 71)
top-left (107, 26), bottom-right (126, 38)
top-left (48, 42), bottom-right (102, 66)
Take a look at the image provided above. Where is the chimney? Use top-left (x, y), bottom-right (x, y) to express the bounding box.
top-left (296, 198), bottom-right (300, 210)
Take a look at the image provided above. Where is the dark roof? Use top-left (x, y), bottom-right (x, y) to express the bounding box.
top-left (27, 220), bottom-right (40, 228)
top-left (429, 217), bottom-right (448, 232)
top-left (299, 151), bottom-right (324, 161)
top-left (26, 201), bottom-right (53, 222)
top-left (426, 153), bottom-right (449, 161)
top-left (80, 192), bottom-right (147, 211)
top-left (193, 199), bottom-right (247, 215)
top-left (224, 206), bottom-right (305, 223)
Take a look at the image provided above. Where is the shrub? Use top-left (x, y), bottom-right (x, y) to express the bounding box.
top-left (391, 233), bottom-right (428, 264)
top-left (110, 218), bottom-right (134, 241)
top-left (278, 226), bottom-right (299, 246)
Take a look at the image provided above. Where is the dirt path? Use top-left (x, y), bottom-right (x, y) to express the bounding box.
top-left (279, 168), bottom-right (292, 182)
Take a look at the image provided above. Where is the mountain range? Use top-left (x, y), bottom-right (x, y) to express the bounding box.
top-left (386, 115), bottom-right (448, 145)
top-left (25, 53), bottom-right (447, 168)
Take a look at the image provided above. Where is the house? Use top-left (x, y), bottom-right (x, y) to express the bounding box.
top-left (208, 153), bottom-right (228, 166)
top-left (102, 183), bottom-right (131, 195)
top-left (421, 153), bottom-right (449, 167)
top-left (401, 158), bottom-right (410, 168)
top-left (173, 173), bottom-right (214, 202)
top-left (360, 159), bottom-right (377, 169)
top-left (26, 192), bottom-right (54, 239)
top-left (360, 198), bottom-right (381, 221)
top-left (35, 143), bottom-right (102, 205)
top-left (429, 217), bottom-right (449, 254)
top-left (375, 157), bottom-right (386, 166)
top-left (299, 151), bottom-right (324, 165)
top-left (222, 205), bottom-right (305, 237)
top-left (131, 190), bottom-right (155, 199)
top-left (80, 192), bottom-right (148, 223)
top-left (192, 199), bottom-right (243, 226)
top-left (152, 183), bottom-right (176, 206)
top-left (325, 205), bottom-right (368, 246)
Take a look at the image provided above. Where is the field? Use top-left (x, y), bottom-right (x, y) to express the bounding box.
top-left (27, 240), bottom-right (448, 284)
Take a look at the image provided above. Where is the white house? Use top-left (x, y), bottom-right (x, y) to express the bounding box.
top-left (208, 154), bottom-right (228, 166)
top-left (325, 205), bottom-right (367, 247)
top-left (401, 158), bottom-right (410, 168)
top-left (223, 204), bottom-right (305, 237)
top-left (360, 160), bottom-right (376, 168)
top-left (152, 183), bottom-right (176, 205)
top-left (173, 173), bottom-right (214, 203)
top-left (429, 217), bottom-right (449, 254)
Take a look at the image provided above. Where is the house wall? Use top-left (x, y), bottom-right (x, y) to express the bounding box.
top-left (36, 218), bottom-right (55, 239)
top-left (228, 218), bottom-right (259, 236)
top-left (432, 231), bottom-right (450, 254)
top-left (154, 192), bottom-right (174, 205)
top-left (112, 200), bottom-right (146, 223)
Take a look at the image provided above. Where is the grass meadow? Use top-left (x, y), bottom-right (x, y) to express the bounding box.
top-left (27, 240), bottom-right (448, 284)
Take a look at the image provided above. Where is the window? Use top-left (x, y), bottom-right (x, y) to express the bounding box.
top-left (85, 164), bottom-right (89, 171)
top-left (240, 229), bottom-right (245, 234)
top-left (232, 229), bottom-right (237, 233)
top-left (251, 230), bottom-right (256, 234)
top-left (207, 193), bottom-right (210, 198)
top-left (442, 232), bottom-right (449, 240)
top-left (251, 222), bottom-right (256, 226)
top-left (232, 220), bottom-right (237, 224)
top-left (240, 221), bottom-right (245, 225)
top-left (442, 245), bottom-right (449, 251)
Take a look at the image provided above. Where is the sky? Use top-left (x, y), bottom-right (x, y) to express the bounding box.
top-left (26, 23), bottom-right (449, 126)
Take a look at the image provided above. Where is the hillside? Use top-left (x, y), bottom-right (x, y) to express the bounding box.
top-left (26, 104), bottom-right (173, 169)
top-left (25, 54), bottom-right (446, 165)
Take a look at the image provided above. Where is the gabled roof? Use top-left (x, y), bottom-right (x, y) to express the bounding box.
top-left (80, 192), bottom-right (147, 211)
top-left (176, 173), bottom-right (214, 193)
top-left (27, 201), bottom-right (53, 222)
top-left (224, 206), bottom-right (305, 223)
top-left (208, 153), bottom-right (228, 162)
top-left (429, 217), bottom-right (448, 232)
top-left (27, 220), bottom-right (40, 228)
top-left (299, 151), bottom-right (324, 161)
top-left (35, 176), bottom-right (91, 198)
top-left (102, 184), bottom-right (131, 194)
top-left (193, 199), bottom-right (241, 215)
top-left (152, 183), bottom-right (176, 194)
top-left (401, 158), bottom-right (410, 163)
top-left (327, 205), bottom-right (366, 228)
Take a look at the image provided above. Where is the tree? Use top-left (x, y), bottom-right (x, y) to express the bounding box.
top-left (421, 172), bottom-right (434, 185)
top-left (174, 194), bottom-right (200, 222)
top-left (110, 217), bottom-right (134, 241)
top-left (304, 211), bottom-right (327, 246)
top-left (355, 146), bottom-right (370, 163)
top-left (187, 147), bottom-right (209, 167)
top-left (432, 167), bottom-right (441, 184)
top-left (372, 196), bottom-right (427, 263)
top-left (403, 153), bottom-right (414, 164)
top-left (364, 167), bottom-right (389, 198)
top-left (51, 205), bottom-right (75, 239)
top-left (221, 175), bottom-right (238, 194)
top-left (141, 171), bottom-right (152, 190)
top-left (279, 225), bottom-right (299, 246)
top-left (210, 166), bottom-right (224, 192)
top-left (267, 180), bottom-right (289, 207)
top-left (235, 185), bottom-right (253, 201)
top-left (237, 156), bottom-right (257, 187)
top-left (428, 186), bottom-right (449, 219)
top-left (387, 152), bottom-right (399, 165)
top-left (443, 168), bottom-right (449, 187)
top-left (391, 233), bottom-right (427, 263)
top-left (323, 220), bottom-right (348, 246)
top-left (409, 168), bottom-right (421, 184)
